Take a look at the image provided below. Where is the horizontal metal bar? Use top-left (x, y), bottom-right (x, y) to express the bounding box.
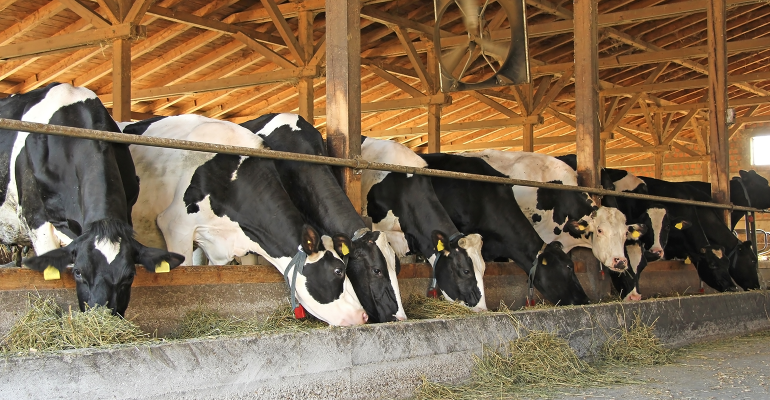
top-left (0, 118), bottom-right (765, 214)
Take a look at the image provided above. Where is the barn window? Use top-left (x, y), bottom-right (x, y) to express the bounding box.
top-left (752, 135), bottom-right (770, 165)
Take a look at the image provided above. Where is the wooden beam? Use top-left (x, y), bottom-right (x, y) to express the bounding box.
top-left (393, 25), bottom-right (431, 93)
top-left (99, 66), bottom-right (319, 104)
top-left (707, 0), bottom-right (730, 208)
top-left (729, 105), bottom-right (760, 140)
top-left (59, 0), bottom-right (112, 28)
top-left (0, 23), bottom-right (145, 62)
top-left (95, 0), bottom-right (121, 24)
top-left (124, 0), bottom-right (154, 24)
top-left (662, 108), bottom-right (698, 144)
top-left (111, 38), bottom-right (131, 122)
top-left (574, 0), bottom-right (599, 189)
top-left (326, 0), bottom-right (362, 212)
top-left (313, 94), bottom-right (449, 116)
top-left (297, 10), bottom-right (314, 122)
top-left (426, 37), bottom-right (441, 153)
top-left (259, 0), bottom-right (304, 64)
top-left (607, 156), bottom-right (709, 168)
top-left (531, 68), bottom-right (574, 115)
top-left (360, 5), bottom-right (440, 40)
top-left (602, 63), bottom-right (667, 136)
top-left (605, 145), bottom-right (671, 155)
top-left (363, 64), bottom-right (423, 98)
top-left (547, 107), bottom-right (576, 127)
top-left (654, 152), bottom-right (664, 179)
top-left (364, 115), bottom-right (543, 136)
top-left (441, 135), bottom-right (577, 152)
top-left (234, 32), bottom-right (295, 69)
top-left (615, 126), bottom-right (653, 147)
top-left (468, 91), bottom-right (521, 118)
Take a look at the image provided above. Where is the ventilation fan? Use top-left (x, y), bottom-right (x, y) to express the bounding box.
top-left (434, 0), bottom-right (530, 92)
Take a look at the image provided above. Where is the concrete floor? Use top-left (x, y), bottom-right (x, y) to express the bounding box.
top-left (553, 333), bottom-right (770, 400)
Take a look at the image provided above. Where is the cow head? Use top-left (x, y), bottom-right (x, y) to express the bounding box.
top-left (695, 245), bottom-right (739, 292)
top-left (344, 230), bottom-right (406, 323)
top-left (294, 226), bottom-right (368, 326)
top-left (531, 241), bottom-right (590, 305)
top-left (24, 220), bottom-right (184, 316)
top-left (636, 206), bottom-right (692, 261)
top-left (738, 170), bottom-right (770, 209)
top-left (729, 240), bottom-right (759, 291)
top-left (570, 207), bottom-right (636, 272)
top-left (431, 231), bottom-right (487, 311)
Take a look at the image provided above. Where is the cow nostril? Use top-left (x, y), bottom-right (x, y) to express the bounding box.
top-left (362, 312), bottom-right (369, 323)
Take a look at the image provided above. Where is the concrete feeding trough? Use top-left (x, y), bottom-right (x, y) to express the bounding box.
top-left (1, 290), bottom-right (769, 399)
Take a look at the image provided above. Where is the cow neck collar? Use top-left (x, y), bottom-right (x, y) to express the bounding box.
top-left (736, 177), bottom-right (752, 208)
top-left (283, 246), bottom-right (308, 312)
top-left (527, 242), bottom-right (548, 306)
top-left (428, 232), bottom-right (465, 293)
top-left (726, 242), bottom-right (740, 271)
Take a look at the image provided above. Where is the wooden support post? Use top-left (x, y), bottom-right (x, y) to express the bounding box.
top-left (111, 38), bottom-right (131, 122)
top-left (707, 0), bottom-right (730, 217)
top-left (654, 152), bottom-right (664, 179)
top-left (297, 10), bottom-right (314, 123)
top-left (425, 38), bottom-right (441, 153)
top-left (326, 0), bottom-right (362, 212)
top-left (574, 0), bottom-right (600, 189)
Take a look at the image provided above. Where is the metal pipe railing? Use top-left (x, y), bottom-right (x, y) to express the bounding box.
top-left (1, 118), bottom-right (766, 214)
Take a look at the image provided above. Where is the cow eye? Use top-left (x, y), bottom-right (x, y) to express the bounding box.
top-left (73, 268), bottom-right (82, 278)
top-left (597, 228), bottom-right (603, 234)
top-left (463, 269), bottom-right (471, 275)
top-left (373, 268), bottom-right (382, 276)
top-left (334, 268), bottom-right (344, 277)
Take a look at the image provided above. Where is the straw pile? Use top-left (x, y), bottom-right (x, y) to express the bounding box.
top-left (1, 294), bottom-right (150, 354)
top-left (602, 314), bottom-right (673, 366)
top-left (168, 305), bottom-right (327, 340)
top-left (402, 294), bottom-right (476, 320)
top-left (414, 328), bottom-right (629, 400)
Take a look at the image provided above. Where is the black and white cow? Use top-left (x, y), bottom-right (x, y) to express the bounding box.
top-left (640, 176), bottom-right (738, 292)
top-left (361, 137), bottom-right (487, 311)
top-left (124, 115), bottom-right (368, 326)
top-left (239, 113), bottom-right (405, 323)
top-left (462, 150), bottom-right (639, 272)
top-left (684, 171), bottom-right (770, 230)
top-left (421, 153), bottom-right (590, 305)
top-left (0, 83), bottom-right (184, 316)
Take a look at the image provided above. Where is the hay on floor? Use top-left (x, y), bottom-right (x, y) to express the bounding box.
top-left (602, 314), bottom-right (673, 366)
top-left (402, 294), bottom-right (476, 320)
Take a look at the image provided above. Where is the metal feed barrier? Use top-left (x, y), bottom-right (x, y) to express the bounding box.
top-left (0, 117), bottom-right (767, 258)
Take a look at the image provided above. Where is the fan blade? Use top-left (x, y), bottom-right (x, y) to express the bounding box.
top-left (442, 41), bottom-right (470, 73)
top-left (457, 0), bottom-right (480, 33)
top-left (478, 38), bottom-right (510, 63)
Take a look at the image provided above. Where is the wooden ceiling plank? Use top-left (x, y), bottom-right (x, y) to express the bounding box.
top-left (94, 0), bottom-right (120, 24)
top-left (259, 0), bottom-right (304, 64)
top-left (0, 1), bottom-right (68, 47)
top-left (671, 141), bottom-right (702, 156)
top-left (468, 91), bottom-right (521, 118)
top-left (124, 0), bottom-right (154, 24)
top-left (145, 40), bottom-right (246, 88)
top-left (547, 106), bottom-right (577, 127)
top-left (363, 64), bottom-right (423, 98)
top-left (234, 31), bottom-right (295, 69)
top-left (615, 126), bottom-right (654, 147)
top-left (58, 0), bottom-right (111, 28)
top-left (360, 5), bottom-right (437, 40)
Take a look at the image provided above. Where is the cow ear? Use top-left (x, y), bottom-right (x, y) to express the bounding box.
top-left (24, 242), bottom-right (76, 275)
top-left (331, 233), bottom-right (352, 257)
top-left (671, 218), bottom-right (691, 230)
top-left (743, 240), bottom-right (753, 247)
top-left (431, 230), bottom-right (449, 253)
top-left (563, 219), bottom-right (590, 236)
top-left (627, 224), bottom-right (647, 241)
top-left (301, 224), bottom-right (321, 254)
top-left (131, 239), bottom-right (184, 272)
top-left (740, 170), bottom-right (750, 180)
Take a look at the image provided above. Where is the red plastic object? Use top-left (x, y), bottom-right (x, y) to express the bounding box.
top-left (749, 215), bottom-right (755, 223)
top-left (293, 305), bottom-right (307, 319)
top-left (698, 287), bottom-right (705, 293)
top-left (427, 288), bottom-right (438, 298)
top-left (600, 269), bottom-right (605, 280)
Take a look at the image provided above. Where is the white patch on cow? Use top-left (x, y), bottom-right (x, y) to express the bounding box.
top-left (94, 238), bottom-right (121, 264)
top-left (712, 248), bottom-right (723, 258)
top-left (130, 115), bottom-right (365, 326)
top-left (361, 138), bottom-right (427, 216)
top-left (623, 288), bottom-right (642, 301)
top-left (647, 208), bottom-right (667, 255)
top-left (626, 243), bottom-right (643, 274)
top-left (374, 233), bottom-right (407, 320)
top-left (613, 172), bottom-right (645, 193)
top-left (373, 210), bottom-right (410, 257)
top-left (458, 233), bottom-right (487, 312)
top-left (254, 113), bottom-right (301, 136)
top-left (230, 156), bottom-right (247, 181)
top-left (0, 84), bottom-right (97, 250)
top-left (462, 150), bottom-right (628, 270)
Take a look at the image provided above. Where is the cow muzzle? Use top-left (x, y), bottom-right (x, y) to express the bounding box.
top-left (609, 258), bottom-right (627, 271)
top-left (649, 248), bottom-right (664, 259)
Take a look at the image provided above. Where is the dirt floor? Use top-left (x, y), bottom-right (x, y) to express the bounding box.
top-left (553, 332), bottom-right (770, 400)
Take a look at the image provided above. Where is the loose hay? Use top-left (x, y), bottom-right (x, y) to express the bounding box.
top-left (1, 294), bottom-right (150, 354)
top-left (414, 328), bottom-right (630, 400)
top-left (602, 314), bottom-right (673, 366)
top-left (403, 294), bottom-right (476, 319)
top-left (169, 305), bottom-right (327, 340)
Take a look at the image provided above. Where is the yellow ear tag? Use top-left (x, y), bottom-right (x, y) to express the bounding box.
top-left (684, 256), bottom-right (692, 264)
top-left (341, 243), bottom-right (349, 256)
top-left (675, 222), bottom-right (684, 230)
top-left (632, 231), bottom-right (641, 239)
top-left (578, 225), bottom-right (586, 231)
top-left (155, 261), bottom-right (170, 273)
top-left (43, 266), bottom-right (60, 281)
top-left (436, 241), bottom-right (445, 252)
top-left (541, 259), bottom-right (547, 265)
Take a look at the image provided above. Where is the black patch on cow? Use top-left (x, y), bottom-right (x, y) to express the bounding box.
top-left (183, 154), bottom-right (242, 214)
top-left (531, 213), bottom-right (541, 223)
top-left (553, 226), bottom-right (561, 235)
top-left (239, 113), bottom-right (279, 136)
top-left (555, 154), bottom-right (577, 170)
top-left (303, 252), bottom-right (345, 304)
top-left (121, 116), bottom-right (168, 136)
